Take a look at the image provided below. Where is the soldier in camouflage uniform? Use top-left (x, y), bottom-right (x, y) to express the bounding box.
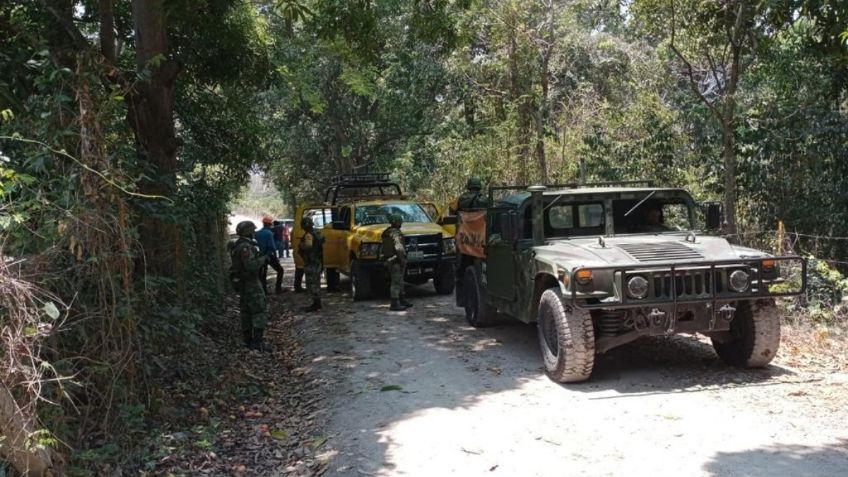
top-left (450, 176), bottom-right (491, 214)
top-left (382, 214), bottom-right (412, 311)
top-left (230, 221), bottom-right (271, 351)
top-left (298, 216), bottom-right (323, 312)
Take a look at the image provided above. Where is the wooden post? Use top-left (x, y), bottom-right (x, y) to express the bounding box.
top-left (777, 220), bottom-right (785, 255)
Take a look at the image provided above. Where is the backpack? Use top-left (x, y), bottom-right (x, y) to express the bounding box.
top-left (228, 239), bottom-right (245, 293)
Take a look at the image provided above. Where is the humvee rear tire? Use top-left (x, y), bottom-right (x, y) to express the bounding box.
top-left (463, 267), bottom-right (496, 327)
top-left (712, 300), bottom-right (780, 368)
top-left (351, 259), bottom-right (372, 301)
top-left (537, 288), bottom-right (595, 383)
top-left (433, 263), bottom-right (455, 295)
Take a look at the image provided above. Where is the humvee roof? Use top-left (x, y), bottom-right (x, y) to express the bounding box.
top-left (496, 187), bottom-right (692, 207)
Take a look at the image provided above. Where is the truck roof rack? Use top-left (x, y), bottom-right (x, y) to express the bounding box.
top-left (324, 173), bottom-right (403, 205)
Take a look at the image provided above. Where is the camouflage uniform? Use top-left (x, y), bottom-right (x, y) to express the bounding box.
top-left (298, 217), bottom-right (324, 312)
top-left (230, 221), bottom-right (269, 349)
top-left (382, 214), bottom-right (411, 310)
top-left (450, 177), bottom-right (490, 213)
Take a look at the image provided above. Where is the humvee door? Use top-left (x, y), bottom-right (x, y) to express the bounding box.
top-left (484, 207), bottom-right (519, 300)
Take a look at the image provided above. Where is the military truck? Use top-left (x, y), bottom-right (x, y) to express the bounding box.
top-left (292, 173), bottom-right (456, 300)
top-left (455, 181), bottom-right (806, 382)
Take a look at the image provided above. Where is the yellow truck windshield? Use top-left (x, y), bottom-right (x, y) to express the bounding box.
top-left (355, 203), bottom-right (432, 225)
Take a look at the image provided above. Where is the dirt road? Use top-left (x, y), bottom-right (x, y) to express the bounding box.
top-left (289, 275), bottom-right (848, 477)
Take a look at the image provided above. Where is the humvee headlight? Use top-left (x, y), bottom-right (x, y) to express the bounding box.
top-left (627, 276), bottom-right (649, 299)
top-left (575, 269), bottom-right (593, 285)
top-left (729, 270), bottom-right (750, 292)
top-left (442, 237), bottom-right (456, 255)
top-left (359, 242), bottom-right (381, 259)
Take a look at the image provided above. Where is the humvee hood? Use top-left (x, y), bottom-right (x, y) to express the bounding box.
top-left (534, 234), bottom-right (771, 268)
top-left (352, 222), bottom-right (447, 239)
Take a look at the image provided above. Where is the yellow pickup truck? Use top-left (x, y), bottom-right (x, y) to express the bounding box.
top-left (292, 174), bottom-right (456, 300)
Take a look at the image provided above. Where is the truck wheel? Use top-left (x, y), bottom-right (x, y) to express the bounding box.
top-left (433, 263), bottom-right (455, 295)
top-left (326, 268), bottom-right (340, 292)
top-left (463, 266), bottom-right (495, 327)
top-left (537, 288), bottom-right (595, 383)
top-left (351, 259), bottom-right (372, 301)
top-left (712, 301), bottom-right (780, 368)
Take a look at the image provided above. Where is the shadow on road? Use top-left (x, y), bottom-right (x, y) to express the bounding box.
top-left (702, 439), bottom-right (848, 477)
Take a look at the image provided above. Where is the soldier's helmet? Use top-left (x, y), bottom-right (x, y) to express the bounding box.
top-left (466, 176), bottom-right (482, 190)
top-left (389, 213), bottom-right (403, 225)
top-left (301, 216), bottom-right (314, 229)
top-left (236, 220), bottom-right (257, 238)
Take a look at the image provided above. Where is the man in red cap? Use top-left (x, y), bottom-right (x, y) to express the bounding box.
top-left (255, 215), bottom-right (285, 294)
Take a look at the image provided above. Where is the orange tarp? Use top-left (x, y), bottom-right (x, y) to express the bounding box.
top-left (457, 210), bottom-right (486, 258)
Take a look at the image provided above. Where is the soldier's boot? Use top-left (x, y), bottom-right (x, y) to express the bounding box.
top-left (400, 296), bottom-right (413, 308)
top-left (302, 298), bottom-right (321, 313)
top-left (390, 299), bottom-right (407, 311)
top-left (251, 328), bottom-right (274, 352)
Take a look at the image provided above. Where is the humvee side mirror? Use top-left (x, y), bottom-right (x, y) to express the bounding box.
top-left (704, 202), bottom-right (723, 230)
top-left (438, 215), bottom-right (458, 226)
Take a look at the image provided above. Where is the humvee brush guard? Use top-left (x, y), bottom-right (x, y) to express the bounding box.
top-left (455, 182), bottom-right (807, 383)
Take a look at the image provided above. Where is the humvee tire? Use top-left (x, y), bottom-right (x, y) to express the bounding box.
top-left (711, 301), bottom-right (780, 368)
top-left (433, 263), bottom-right (455, 295)
top-left (537, 288), bottom-right (595, 383)
top-left (351, 259), bottom-right (372, 301)
top-left (463, 267), bottom-right (496, 327)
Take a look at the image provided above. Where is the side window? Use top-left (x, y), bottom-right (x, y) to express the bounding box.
top-left (549, 206), bottom-right (574, 228)
top-left (339, 206), bottom-right (351, 227)
top-left (545, 202), bottom-right (604, 237)
top-left (578, 204), bottom-right (604, 227)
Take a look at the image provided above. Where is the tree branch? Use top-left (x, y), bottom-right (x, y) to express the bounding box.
top-left (669, 0), bottom-right (723, 122)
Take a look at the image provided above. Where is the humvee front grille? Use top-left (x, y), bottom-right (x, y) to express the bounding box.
top-left (618, 242), bottom-right (704, 262)
top-left (627, 267), bottom-right (739, 299)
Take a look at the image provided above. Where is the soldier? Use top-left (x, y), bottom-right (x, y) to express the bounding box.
top-left (230, 221), bottom-right (271, 351)
top-left (450, 176), bottom-right (491, 214)
top-left (382, 214), bottom-right (412, 311)
top-left (298, 216), bottom-right (323, 312)
top-left (256, 216), bottom-right (284, 294)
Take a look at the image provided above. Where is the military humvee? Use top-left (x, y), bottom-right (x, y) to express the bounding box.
top-left (455, 181), bottom-right (806, 383)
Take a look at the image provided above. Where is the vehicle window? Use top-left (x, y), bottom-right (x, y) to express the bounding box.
top-left (612, 199), bottom-right (692, 234)
top-left (305, 208), bottom-right (332, 228)
top-left (354, 203), bottom-right (432, 225)
top-left (339, 207), bottom-right (352, 226)
top-left (545, 202), bottom-right (604, 237)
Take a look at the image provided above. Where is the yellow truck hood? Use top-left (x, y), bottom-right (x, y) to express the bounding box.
top-left (352, 222), bottom-right (449, 242)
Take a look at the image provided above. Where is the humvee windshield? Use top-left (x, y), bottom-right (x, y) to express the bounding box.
top-left (524, 196), bottom-right (694, 238)
top-left (612, 198), bottom-right (693, 234)
top-left (355, 203), bottom-right (432, 225)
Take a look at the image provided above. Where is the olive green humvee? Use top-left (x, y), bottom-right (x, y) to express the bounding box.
top-left (455, 182), bottom-right (806, 383)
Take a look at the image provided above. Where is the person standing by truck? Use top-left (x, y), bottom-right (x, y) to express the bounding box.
top-left (298, 216), bottom-right (323, 312)
top-left (256, 216), bottom-right (285, 294)
top-left (450, 176), bottom-right (491, 214)
top-left (382, 214), bottom-right (412, 311)
top-left (230, 221), bottom-right (270, 351)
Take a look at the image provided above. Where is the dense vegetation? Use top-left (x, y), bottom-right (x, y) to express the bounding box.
top-left (0, 0), bottom-right (846, 474)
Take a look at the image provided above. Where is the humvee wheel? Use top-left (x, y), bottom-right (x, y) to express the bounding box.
top-left (463, 267), bottom-right (495, 327)
top-left (351, 259), bottom-right (372, 301)
top-left (712, 301), bottom-right (780, 368)
top-left (537, 288), bottom-right (595, 383)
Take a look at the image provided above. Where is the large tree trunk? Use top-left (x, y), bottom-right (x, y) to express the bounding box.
top-left (127, 0), bottom-right (180, 281)
top-left (0, 384), bottom-right (55, 476)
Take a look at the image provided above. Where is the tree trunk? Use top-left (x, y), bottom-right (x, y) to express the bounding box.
top-left (127, 0), bottom-right (180, 281)
top-left (721, 119), bottom-right (738, 235)
top-left (0, 384), bottom-right (56, 476)
top-left (99, 0), bottom-right (115, 63)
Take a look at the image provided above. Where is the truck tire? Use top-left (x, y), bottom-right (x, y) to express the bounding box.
top-left (433, 263), bottom-right (455, 295)
top-left (463, 266), bottom-right (496, 327)
top-left (712, 300), bottom-right (780, 368)
top-left (537, 288), bottom-right (595, 383)
top-left (351, 259), bottom-right (372, 301)
top-left (326, 268), bottom-right (340, 292)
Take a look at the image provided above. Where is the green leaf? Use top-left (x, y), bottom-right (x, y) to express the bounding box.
top-left (270, 429), bottom-right (288, 440)
top-left (43, 302), bottom-right (60, 320)
top-left (380, 385), bottom-right (403, 392)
